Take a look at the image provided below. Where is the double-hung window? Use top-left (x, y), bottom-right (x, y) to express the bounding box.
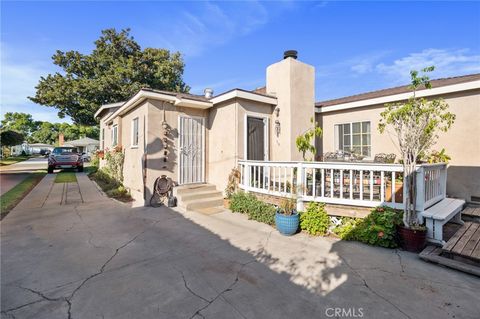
top-left (112, 125), bottom-right (118, 147)
top-left (334, 121), bottom-right (371, 157)
top-left (131, 117), bottom-right (139, 147)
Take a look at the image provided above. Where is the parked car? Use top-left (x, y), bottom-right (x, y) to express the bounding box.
top-left (48, 147), bottom-right (83, 173)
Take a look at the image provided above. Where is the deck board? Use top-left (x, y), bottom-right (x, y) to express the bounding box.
top-left (443, 222), bottom-right (480, 262)
top-left (463, 207), bottom-right (480, 218)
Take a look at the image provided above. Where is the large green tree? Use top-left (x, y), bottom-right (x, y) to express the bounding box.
top-left (0, 112), bottom-right (37, 140)
top-left (29, 28), bottom-right (190, 125)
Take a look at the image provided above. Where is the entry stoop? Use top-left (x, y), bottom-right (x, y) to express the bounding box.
top-left (174, 184), bottom-right (224, 214)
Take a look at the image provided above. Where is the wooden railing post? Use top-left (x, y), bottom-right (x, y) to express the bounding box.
top-left (244, 162), bottom-right (250, 193)
top-left (296, 162), bottom-right (305, 212)
top-left (441, 164), bottom-right (447, 198)
top-left (415, 166), bottom-right (425, 212)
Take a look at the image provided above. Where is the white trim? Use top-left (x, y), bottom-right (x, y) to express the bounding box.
top-left (131, 117), bottom-right (139, 148)
top-left (211, 89), bottom-right (277, 105)
top-left (316, 80), bottom-right (480, 113)
top-left (94, 101), bottom-right (124, 118)
top-left (334, 120), bottom-right (371, 158)
top-left (244, 114), bottom-right (270, 161)
top-left (178, 115), bottom-right (206, 185)
top-left (106, 90), bottom-right (213, 124)
top-left (112, 124), bottom-right (118, 147)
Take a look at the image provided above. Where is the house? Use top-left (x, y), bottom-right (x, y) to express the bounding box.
top-left (63, 137), bottom-right (100, 154)
top-left (315, 73), bottom-right (480, 203)
top-left (11, 142), bottom-right (54, 155)
top-left (95, 51), bottom-right (480, 207)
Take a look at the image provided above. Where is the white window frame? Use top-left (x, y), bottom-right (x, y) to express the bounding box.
top-left (112, 124), bottom-right (118, 147)
top-left (131, 117), bottom-right (139, 148)
top-left (334, 121), bottom-right (371, 157)
top-left (244, 114), bottom-right (269, 161)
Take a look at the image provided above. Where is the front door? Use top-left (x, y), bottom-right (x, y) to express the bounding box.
top-left (179, 116), bottom-right (205, 184)
top-left (247, 117), bottom-right (267, 160)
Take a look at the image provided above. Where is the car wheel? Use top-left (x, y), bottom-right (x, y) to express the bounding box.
top-left (78, 166), bottom-right (84, 172)
top-left (48, 166), bottom-right (54, 174)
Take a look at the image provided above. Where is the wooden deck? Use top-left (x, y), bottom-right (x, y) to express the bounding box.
top-left (443, 222), bottom-right (480, 262)
top-left (463, 207), bottom-right (480, 221)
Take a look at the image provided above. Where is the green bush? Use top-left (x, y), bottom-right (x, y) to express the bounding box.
top-left (332, 217), bottom-right (358, 239)
top-left (299, 202), bottom-right (330, 236)
top-left (229, 192), bottom-right (276, 225)
top-left (344, 206), bottom-right (402, 248)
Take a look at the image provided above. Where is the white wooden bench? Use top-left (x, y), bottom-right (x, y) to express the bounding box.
top-left (418, 198), bottom-right (465, 245)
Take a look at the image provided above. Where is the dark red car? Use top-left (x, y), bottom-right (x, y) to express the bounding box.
top-left (48, 147), bottom-right (84, 173)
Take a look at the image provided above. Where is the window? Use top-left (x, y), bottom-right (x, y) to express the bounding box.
top-left (112, 125), bottom-right (118, 146)
top-left (101, 128), bottom-right (105, 149)
top-left (335, 121), bottom-right (371, 157)
top-left (131, 117), bottom-right (139, 147)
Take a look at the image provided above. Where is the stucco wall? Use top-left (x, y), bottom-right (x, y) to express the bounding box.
top-left (144, 99), bottom-right (208, 204)
top-left (267, 57), bottom-right (315, 161)
top-left (318, 89), bottom-right (480, 202)
top-left (120, 103), bottom-right (148, 203)
top-left (207, 98), bottom-right (274, 194)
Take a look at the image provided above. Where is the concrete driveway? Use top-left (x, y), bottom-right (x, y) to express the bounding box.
top-left (0, 157), bottom-right (47, 195)
top-left (1, 174), bottom-right (479, 319)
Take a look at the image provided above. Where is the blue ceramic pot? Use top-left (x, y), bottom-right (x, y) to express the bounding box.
top-left (275, 210), bottom-right (299, 236)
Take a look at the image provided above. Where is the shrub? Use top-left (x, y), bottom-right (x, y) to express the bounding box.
top-left (229, 192), bottom-right (276, 225)
top-left (332, 217), bottom-right (358, 239)
top-left (345, 206), bottom-right (403, 248)
top-left (300, 202), bottom-right (329, 236)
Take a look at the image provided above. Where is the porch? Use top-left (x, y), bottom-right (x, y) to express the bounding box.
top-left (238, 160), bottom-right (447, 213)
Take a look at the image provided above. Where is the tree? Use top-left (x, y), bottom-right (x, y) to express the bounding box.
top-left (378, 66), bottom-right (455, 228)
top-left (296, 117), bottom-right (323, 161)
top-left (29, 28), bottom-right (190, 125)
top-left (0, 112), bottom-right (37, 141)
top-left (0, 130), bottom-right (25, 147)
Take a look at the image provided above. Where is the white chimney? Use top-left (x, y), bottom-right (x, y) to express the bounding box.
top-left (204, 88), bottom-right (214, 99)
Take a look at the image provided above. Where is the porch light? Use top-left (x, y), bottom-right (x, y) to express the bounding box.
top-left (275, 120), bottom-right (281, 136)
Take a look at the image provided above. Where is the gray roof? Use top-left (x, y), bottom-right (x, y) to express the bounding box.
top-left (64, 137), bottom-right (100, 147)
top-left (316, 73), bottom-right (480, 107)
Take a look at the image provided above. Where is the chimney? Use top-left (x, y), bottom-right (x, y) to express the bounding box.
top-left (266, 50), bottom-right (315, 161)
top-left (59, 133), bottom-right (64, 146)
top-left (204, 88), bottom-right (214, 99)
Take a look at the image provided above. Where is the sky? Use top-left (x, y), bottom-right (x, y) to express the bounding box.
top-left (1, 0), bottom-right (480, 124)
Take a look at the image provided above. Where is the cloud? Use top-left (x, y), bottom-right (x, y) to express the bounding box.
top-left (316, 51), bottom-right (390, 77)
top-left (0, 46), bottom-right (71, 123)
top-left (148, 1), bottom-right (279, 57)
top-left (376, 48), bottom-right (480, 83)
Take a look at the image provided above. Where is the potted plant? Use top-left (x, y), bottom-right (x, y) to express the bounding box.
top-left (224, 168), bottom-right (241, 208)
top-left (379, 66), bottom-right (455, 252)
top-left (275, 197), bottom-right (299, 236)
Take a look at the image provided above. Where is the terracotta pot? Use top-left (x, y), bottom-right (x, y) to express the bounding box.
top-left (386, 181), bottom-right (403, 203)
top-left (97, 151), bottom-right (105, 159)
top-left (397, 226), bottom-right (426, 252)
top-left (223, 198), bottom-right (230, 209)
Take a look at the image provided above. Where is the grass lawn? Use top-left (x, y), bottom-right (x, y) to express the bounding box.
top-left (0, 171), bottom-right (46, 219)
top-left (55, 171), bottom-right (77, 183)
top-left (0, 156), bottom-right (31, 166)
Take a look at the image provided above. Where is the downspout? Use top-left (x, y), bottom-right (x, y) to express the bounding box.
top-left (143, 113), bottom-right (147, 201)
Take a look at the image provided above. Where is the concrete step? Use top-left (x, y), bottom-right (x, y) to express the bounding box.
top-left (174, 184), bottom-right (217, 196)
top-left (178, 189), bottom-right (223, 202)
top-left (181, 196), bottom-right (224, 211)
top-left (191, 206), bottom-right (226, 215)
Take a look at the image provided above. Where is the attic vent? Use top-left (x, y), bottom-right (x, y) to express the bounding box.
top-left (471, 196), bottom-right (480, 203)
top-left (284, 50), bottom-right (298, 60)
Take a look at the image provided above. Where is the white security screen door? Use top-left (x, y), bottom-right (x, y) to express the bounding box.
top-left (179, 116), bottom-right (205, 184)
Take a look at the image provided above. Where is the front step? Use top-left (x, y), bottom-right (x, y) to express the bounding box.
top-left (175, 183), bottom-right (224, 213)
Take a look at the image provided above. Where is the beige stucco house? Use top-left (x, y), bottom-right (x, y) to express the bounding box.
top-left (95, 51), bottom-right (480, 207)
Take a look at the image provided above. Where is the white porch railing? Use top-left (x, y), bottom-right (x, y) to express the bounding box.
top-left (238, 160), bottom-right (447, 212)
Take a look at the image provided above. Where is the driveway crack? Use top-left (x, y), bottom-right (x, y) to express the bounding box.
top-left (178, 270), bottom-right (211, 303)
top-left (339, 256), bottom-right (412, 319)
top-left (188, 260), bottom-right (256, 319)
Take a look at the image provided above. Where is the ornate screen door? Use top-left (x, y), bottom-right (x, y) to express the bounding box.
top-left (179, 116), bottom-right (205, 184)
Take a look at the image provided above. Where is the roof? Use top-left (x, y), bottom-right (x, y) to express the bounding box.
top-left (316, 73), bottom-right (480, 108)
top-left (28, 143), bottom-right (53, 148)
top-left (94, 101), bottom-right (125, 118)
top-left (141, 88), bottom-right (211, 102)
top-left (64, 137), bottom-right (100, 147)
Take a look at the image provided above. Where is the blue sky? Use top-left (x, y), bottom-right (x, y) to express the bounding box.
top-left (1, 1), bottom-right (479, 123)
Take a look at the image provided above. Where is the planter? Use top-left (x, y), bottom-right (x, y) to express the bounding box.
top-left (386, 181), bottom-right (403, 203)
top-left (223, 198), bottom-right (230, 209)
top-left (97, 151), bottom-right (105, 159)
top-left (397, 226), bottom-right (426, 252)
top-left (275, 210), bottom-right (299, 236)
